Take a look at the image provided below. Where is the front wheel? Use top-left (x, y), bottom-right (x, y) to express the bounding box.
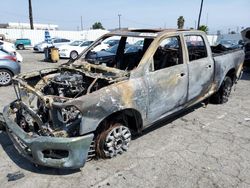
top-left (95, 123), bottom-right (131, 158)
top-left (210, 76), bottom-right (233, 104)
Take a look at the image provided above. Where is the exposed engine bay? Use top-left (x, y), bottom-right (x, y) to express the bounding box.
top-left (39, 70), bottom-right (108, 98)
top-left (12, 67), bottom-right (120, 138)
top-left (43, 71), bottom-right (86, 98)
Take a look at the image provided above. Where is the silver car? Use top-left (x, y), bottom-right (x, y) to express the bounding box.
top-left (0, 49), bottom-right (21, 86)
top-left (33, 38), bottom-right (71, 52)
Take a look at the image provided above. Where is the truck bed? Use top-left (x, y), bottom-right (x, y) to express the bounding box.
top-left (212, 47), bottom-right (244, 91)
top-left (211, 44), bottom-right (242, 56)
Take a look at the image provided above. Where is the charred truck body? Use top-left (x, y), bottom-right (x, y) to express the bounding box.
top-left (3, 29), bottom-right (245, 169)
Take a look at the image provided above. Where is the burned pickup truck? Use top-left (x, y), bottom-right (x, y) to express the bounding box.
top-left (2, 29), bottom-right (244, 169)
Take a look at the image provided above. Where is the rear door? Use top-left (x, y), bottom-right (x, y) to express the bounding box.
top-left (184, 35), bottom-right (214, 102)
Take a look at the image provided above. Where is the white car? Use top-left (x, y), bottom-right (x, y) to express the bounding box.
top-left (92, 39), bottom-right (120, 52)
top-left (33, 38), bottom-right (71, 52)
top-left (92, 42), bottom-right (109, 52)
top-left (0, 40), bottom-right (23, 62)
top-left (59, 40), bottom-right (93, 59)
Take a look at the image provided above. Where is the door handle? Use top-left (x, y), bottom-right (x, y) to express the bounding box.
top-left (206, 65), bottom-right (212, 68)
top-left (180, 73), bottom-right (185, 77)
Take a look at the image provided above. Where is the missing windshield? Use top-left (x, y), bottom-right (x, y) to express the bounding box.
top-left (82, 36), bottom-right (153, 71)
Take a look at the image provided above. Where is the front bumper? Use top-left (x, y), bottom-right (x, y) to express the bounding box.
top-left (3, 104), bottom-right (94, 169)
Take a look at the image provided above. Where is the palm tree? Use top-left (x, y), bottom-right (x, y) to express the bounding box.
top-left (177, 16), bottom-right (185, 29)
top-left (197, 0), bottom-right (204, 29)
top-left (28, 0), bottom-right (34, 29)
top-left (198, 25), bottom-right (208, 34)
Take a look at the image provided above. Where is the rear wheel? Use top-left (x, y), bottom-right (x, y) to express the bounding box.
top-left (0, 69), bottom-right (13, 86)
top-left (17, 44), bottom-right (24, 50)
top-left (210, 76), bottom-right (233, 104)
top-left (95, 123), bottom-right (131, 158)
top-left (70, 51), bottom-right (78, 60)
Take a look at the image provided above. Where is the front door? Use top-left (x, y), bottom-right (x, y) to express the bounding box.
top-left (145, 36), bottom-right (188, 123)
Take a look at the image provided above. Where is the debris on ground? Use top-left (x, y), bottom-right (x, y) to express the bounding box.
top-left (7, 171), bottom-right (25, 181)
top-left (244, 118), bottom-right (250, 121)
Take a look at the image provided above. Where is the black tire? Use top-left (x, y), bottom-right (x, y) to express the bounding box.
top-left (0, 69), bottom-right (13, 86)
top-left (70, 51), bottom-right (78, 60)
top-left (17, 44), bottom-right (24, 50)
top-left (210, 76), bottom-right (233, 104)
top-left (95, 123), bottom-right (131, 158)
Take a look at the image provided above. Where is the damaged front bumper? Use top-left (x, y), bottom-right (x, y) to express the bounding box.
top-left (3, 104), bottom-right (94, 169)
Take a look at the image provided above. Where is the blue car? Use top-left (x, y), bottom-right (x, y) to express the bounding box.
top-left (0, 49), bottom-right (21, 86)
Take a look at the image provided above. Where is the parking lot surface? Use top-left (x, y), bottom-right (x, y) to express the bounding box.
top-left (0, 50), bottom-right (250, 188)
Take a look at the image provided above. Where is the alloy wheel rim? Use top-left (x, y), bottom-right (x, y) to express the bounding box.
top-left (104, 125), bottom-right (131, 158)
top-left (0, 71), bottom-right (11, 85)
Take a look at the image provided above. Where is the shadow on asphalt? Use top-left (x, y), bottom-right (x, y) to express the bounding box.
top-left (0, 131), bottom-right (80, 175)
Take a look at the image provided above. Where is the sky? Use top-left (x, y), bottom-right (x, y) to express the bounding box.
top-left (0, 0), bottom-right (249, 34)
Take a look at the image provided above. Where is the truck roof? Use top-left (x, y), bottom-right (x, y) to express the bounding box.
top-left (106, 29), bottom-right (203, 38)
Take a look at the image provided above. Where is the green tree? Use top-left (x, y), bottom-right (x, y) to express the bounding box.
top-left (92, 22), bottom-right (105, 30)
top-left (198, 25), bottom-right (209, 34)
top-left (177, 16), bottom-right (185, 29)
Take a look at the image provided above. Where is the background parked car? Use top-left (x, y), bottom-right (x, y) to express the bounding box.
top-left (134, 40), bottom-right (144, 46)
top-left (87, 44), bottom-right (142, 67)
top-left (0, 49), bottom-right (21, 86)
top-left (59, 40), bottom-right (93, 59)
top-left (216, 40), bottom-right (241, 49)
top-left (0, 40), bottom-right (23, 62)
top-left (93, 39), bottom-right (121, 52)
top-left (104, 39), bottom-right (120, 47)
top-left (33, 38), bottom-right (71, 52)
top-left (15, 38), bottom-right (32, 50)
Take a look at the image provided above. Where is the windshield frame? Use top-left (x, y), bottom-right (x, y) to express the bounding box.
top-left (68, 31), bottom-right (158, 72)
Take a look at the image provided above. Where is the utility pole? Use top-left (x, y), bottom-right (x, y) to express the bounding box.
top-left (81, 16), bottom-right (83, 30)
top-left (197, 0), bottom-right (204, 29)
top-left (28, 0), bottom-right (34, 30)
top-left (206, 12), bottom-right (208, 26)
top-left (118, 14), bottom-right (121, 30)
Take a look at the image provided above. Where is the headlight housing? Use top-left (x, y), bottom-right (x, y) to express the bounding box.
top-left (57, 106), bottom-right (82, 124)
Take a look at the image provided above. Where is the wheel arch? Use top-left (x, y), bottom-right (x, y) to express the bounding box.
top-left (225, 68), bottom-right (236, 83)
top-left (95, 108), bottom-right (143, 136)
top-left (0, 68), bottom-right (14, 76)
